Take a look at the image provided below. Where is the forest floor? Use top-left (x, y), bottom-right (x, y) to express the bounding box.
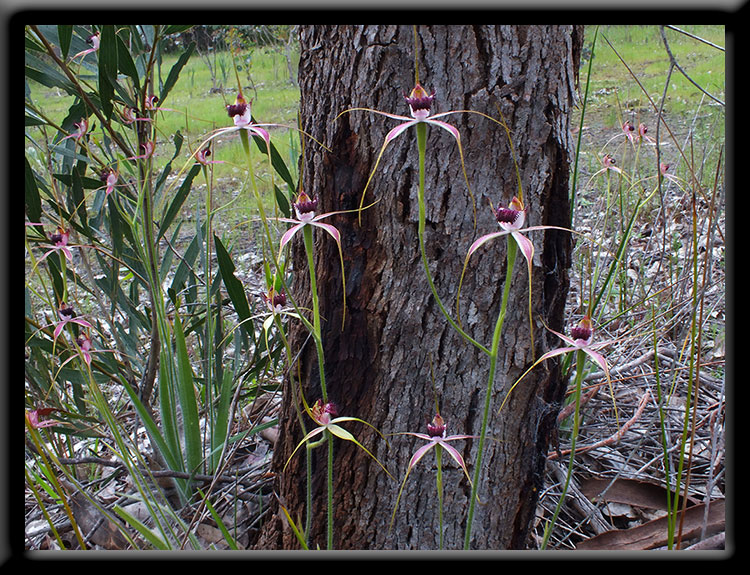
top-left (24, 25), bottom-right (726, 553)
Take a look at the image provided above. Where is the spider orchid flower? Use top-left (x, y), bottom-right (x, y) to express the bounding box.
top-left (637, 122), bottom-right (656, 144)
top-left (600, 154), bottom-right (621, 174)
top-left (275, 191), bottom-right (347, 315)
top-left (378, 83), bottom-right (461, 144)
top-left (283, 399), bottom-right (392, 478)
top-left (400, 413), bottom-right (475, 483)
top-left (76, 333), bottom-right (93, 366)
top-left (195, 145), bottom-right (224, 166)
top-left (390, 413), bottom-right (477, 529)
top-left (583, 154), bottom-right (632, 189)
top-left (277, 191), bottom-right (343, 253)
top-left (536, 315), bottom-right (614, 376)
top-left (37, 227), bottom-right (73, 263)
top-left (126, 140), bottom-right (155, 161)
top-left (263, 287), bottom-right (287, 314)
top-left (338, 83), bottom-right (465, 213)
top-left (98, 169), bottom-right (119, 196)
top-left (622, 120), bottom-right (637, 143)
top-left (70, 33), bottom-right (100, 61)
top-left (53, 302), bottom-right (93, 341)
top-left (659, 162), bottom-right (687, 189)
top-left (466, 196), bottom-right (537, 269)
top-left (198, 93), bottom-right (277, 150)
top-left (26, 407), bottom-right (60, 430)
top-left (498, 315), bottom-right (616, 414)
top-left (144, 95), bottom-right (176, 114)
top-left (120, 106), bottom-right (152, 125)
top-left (59, 118), bottom-right (88, 144)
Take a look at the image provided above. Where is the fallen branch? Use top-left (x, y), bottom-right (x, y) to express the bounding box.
top-left (549, 389), bottom-right (651, 460)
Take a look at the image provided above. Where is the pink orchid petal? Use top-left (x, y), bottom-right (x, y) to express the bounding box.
top-left (310, 221), bottom-right (341, 245)
top-left (437, 440), bottom-right (470, 475)
top-left (408, 441), bottom-right (437, 471)
top-left (534, 346), bottom-right (578, 364)
top-left (53, 321), bottom-right (66, 341)
top-left (467, 230), bottom-right (511, 258)
top-left (511, 230), bottom-right (535, 265)
top-left (279, 222), bottom-right (304, 249)
top-left (545, 327), bottom-right (579, 348)
top-left (72, 318), bottom-right (94, 330)
top-left (385, 120), bottom-right (418, 143)
top-left (424, 118), bottom-right (461, 142)
top-left (246, 125), bottom-right (271, 145)
top-left (583, 347), bottom-right (610, 375)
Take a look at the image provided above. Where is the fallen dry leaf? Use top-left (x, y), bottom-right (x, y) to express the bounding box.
top-left (580, 477), bottom-right (699, 511)
top-left (576, 499), bottom-right (724, 550)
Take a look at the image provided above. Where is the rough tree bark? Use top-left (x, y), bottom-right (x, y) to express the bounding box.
top-left (257, 24), bottom-right (583, 551)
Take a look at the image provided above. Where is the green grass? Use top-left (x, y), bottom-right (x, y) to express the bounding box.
top-left (26, 43), bottom-right (301, 228)
top-left (577, 25), bottom-right (724, 191)
top-left (585, 25), bottom-right (724, 115)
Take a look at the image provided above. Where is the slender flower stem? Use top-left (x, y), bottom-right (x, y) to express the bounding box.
top-left (302, 209), bottom-right (335, 550)
top-left (415, 123), bottom-right (490, 356)
top-left (541, 348), bottom-right (585, 549)
top-left (327, 429), bottom-right (334, 550)
top-left (463, 236), bottom-right (517, 549)
top-left (302, 225), bottom-right (329, 403)
top-left (435, 443), bottom-right (444, 550)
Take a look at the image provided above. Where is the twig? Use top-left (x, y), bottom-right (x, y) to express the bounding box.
top-left (57, 456), bottom-right (271, 487)
top-left (659, 26), bottom-right (724, 107)
top-left (547, 460), bottom-right (612, 535)
top-left (549, 389), bottom-right (651, 460)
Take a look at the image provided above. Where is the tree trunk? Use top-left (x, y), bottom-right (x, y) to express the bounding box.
top-left (257, 24), bottom-right (582, 551)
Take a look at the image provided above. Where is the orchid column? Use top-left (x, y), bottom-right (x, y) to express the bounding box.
top-left (259, 24), bottom-right (582, 551)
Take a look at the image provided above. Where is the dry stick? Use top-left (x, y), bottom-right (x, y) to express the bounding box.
top-left (555, 349), bottom-right (656, 425)
top-left (548, 389), bottom-right (651, 460)
top-left (659, 26), bottom-right (724, 107)
top-left (547, 460), bottom-right (611, 536)
top-left (57, 456), bottom-right (270, 487)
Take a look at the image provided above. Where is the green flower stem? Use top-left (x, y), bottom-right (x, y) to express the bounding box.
top-left (541, 348), bottom-right (585, 550)
top-left (414, 123), bottom-right (490, 356)
top-left (201, 165), bottom-right (218, 470)
top-left (327, 429), bottom-right (334, 550)
top-left (301, 199), bottom-right (334, 550)
top-left (463, 236), bottom-right (517, 549)
top-left (435, 443), bottom-right (444, 550)
top-left (651, 305), bottom-right (674, 547)
top-left (239, 130), bottom-right (324, 547)
top-left (302, 225), bottom-right (328, 402)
